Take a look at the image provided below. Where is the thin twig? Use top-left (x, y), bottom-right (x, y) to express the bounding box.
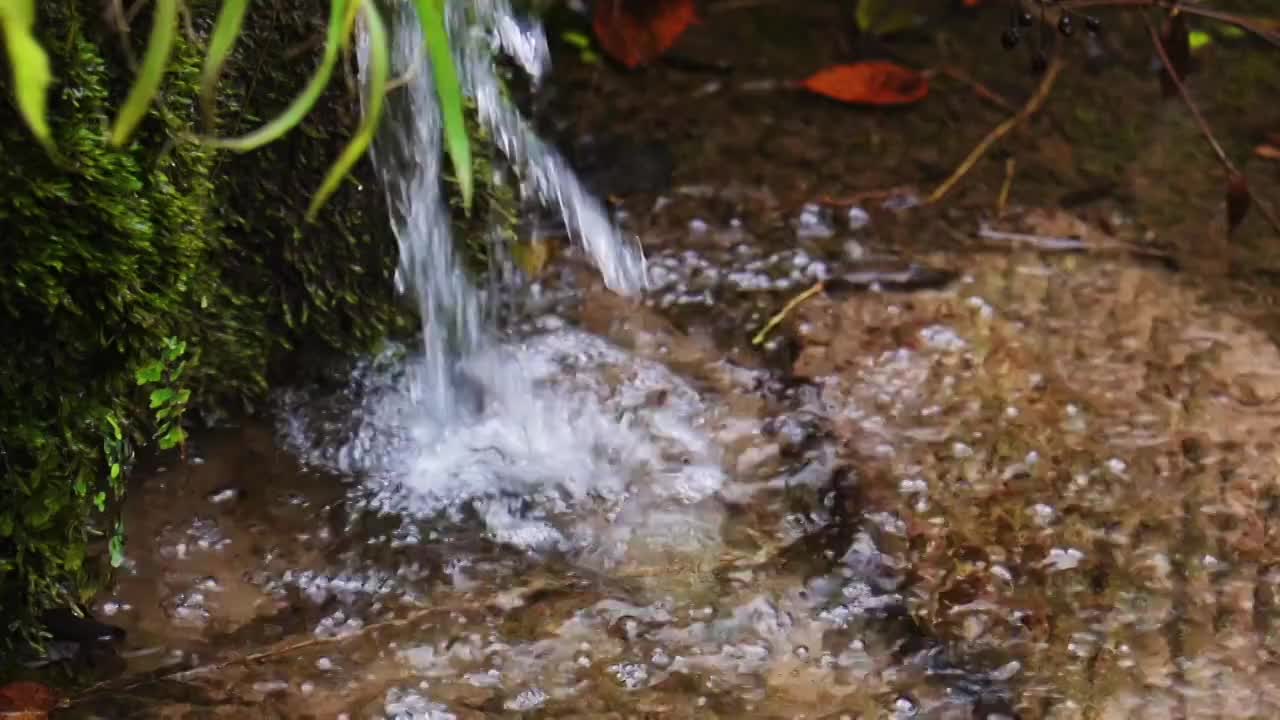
top-left (978, 226), bottom-right (1086, 251)
top-left (65, 604), bottom-right (474, 706)
top-left (976, 224), bottom-right (1176, 264)
top-left (926, 57), bottom-right (1064, 205)
top-left (752, 282), bottom-right (824, 346)
top-left (926, 66), bottom-right (1018, 113)
top-left (996, 157), bottom-right (1017, 216)
top-left (1060, 0), bottom-right (1280, 46)
top-left (1143, 13), bottom-right (1280, 236)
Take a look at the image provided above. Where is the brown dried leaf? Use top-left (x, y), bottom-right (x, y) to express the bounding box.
top-left (593, 0), bottom-right (698, 69)
top-left (0, 681), bottom-right (57, 719)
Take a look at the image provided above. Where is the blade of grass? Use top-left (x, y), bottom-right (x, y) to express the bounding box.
top-left (0, 0), bottom-right (55, 152)
top-left (412, 0), bottom-right (473, 211)
top-left (306, 0), bottom-right (388, 221)
top-left (200, 0), bottom-right (350, 151)
top-left (110, 0), bottom-right (178, 146)
top-left (198, 0), bottom-right (252, 125)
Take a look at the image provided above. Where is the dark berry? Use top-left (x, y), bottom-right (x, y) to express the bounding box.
top-left (1031, 51), bottom-right (1048, 75)
top-left (1002, 28), bottom-right (1021, 50)
top-left (1085, 15), bottom-right (1102, 33)
top-left (1057, 14), bottom-right (1075, 37)
top-left (1018, 11), bottom-right (1034, 27)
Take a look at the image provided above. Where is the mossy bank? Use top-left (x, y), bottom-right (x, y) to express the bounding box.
top-left (0, 0), bottom-right (410, 653)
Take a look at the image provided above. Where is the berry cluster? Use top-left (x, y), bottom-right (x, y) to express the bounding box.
top-left (1000, 1), bottom-right (1103, 74)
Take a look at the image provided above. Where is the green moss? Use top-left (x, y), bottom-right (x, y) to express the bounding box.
top-left (0, 1), bottom-right (410, 652)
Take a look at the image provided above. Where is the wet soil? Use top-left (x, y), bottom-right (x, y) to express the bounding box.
top-left (25, 1), bottom-right (1280, 718)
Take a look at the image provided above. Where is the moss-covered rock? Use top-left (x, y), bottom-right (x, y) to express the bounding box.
top-left (0, 1), bottom-right (407, 650)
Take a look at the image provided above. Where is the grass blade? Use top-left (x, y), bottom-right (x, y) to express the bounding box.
top-left (198, 0), bottom-right (252, 124)
top-left (306, 1), bottom-right (388, 221)
top-left (412, 0), bottom-right (473, 211)
top-left (0, 0), bottom-right (55, 151)
top-left (109, 0), bottom-right (178, 146)
top-left (201, 0), bottom-right (350, 151)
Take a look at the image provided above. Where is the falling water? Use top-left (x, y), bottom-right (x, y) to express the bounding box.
top-left (360, 0), bottom-right (647, 426)
top-left (280, 1), bottom-right (722, 561)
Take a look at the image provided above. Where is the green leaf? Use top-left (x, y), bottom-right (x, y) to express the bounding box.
top-left (105, 412), bottom-right (123, 440)
top-left (135, 361), bottom-right (163, 385)
top-left (109, 526), bottom-right (126, 568)
top-left (149, 387), bottom-right (175, 408)
top-left (159, 425), bottom-right (186, 449)
top-left (65, 543), bottom-right (84, 571)
top-left (412, 0), bottom-right (473, 211)
top-left (94, 492), bottom-right (107, 512)
top-left (199, 0), bottom-right (252, 122)
top-left (562, 30), bottom-right (591, 49)
top-left (855, 0), bottom-right (884, 32)
top-left (1189, 29), bottom-right (1213, 51)
top-left (110, 0), bottom-right (179, 146)
top-left (307, 0), bottom-right (388, 221)
top-left (201, 0), bottom-right (350, 151)
top-left (855, 0), bottom-right (918, 37)
top-left (0, 0), bottom-right (54, 152)
top-left (110, 463), bottom-right (122, 480)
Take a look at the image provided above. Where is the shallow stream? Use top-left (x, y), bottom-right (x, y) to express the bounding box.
top-left (51, 1), bottom-right (1280, 718)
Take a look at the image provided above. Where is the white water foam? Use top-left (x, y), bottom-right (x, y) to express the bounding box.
top-left (280, 326), bottom-right (725, 568)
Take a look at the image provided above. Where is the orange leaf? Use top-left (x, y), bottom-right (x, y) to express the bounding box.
top-left (802, 62), bottom-right (929, 106)
top-left (593, 0), bottom-right (698, 69)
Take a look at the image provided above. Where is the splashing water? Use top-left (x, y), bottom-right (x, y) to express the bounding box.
top-left (359, 0), bottom-right (646, 426)
top-left (294, 2), bottom-right (716, 562)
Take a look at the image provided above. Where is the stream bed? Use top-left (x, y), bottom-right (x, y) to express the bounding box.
top-left (48, 1), bottom-right (1280, 717)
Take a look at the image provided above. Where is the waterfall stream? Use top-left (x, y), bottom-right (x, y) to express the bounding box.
top-left (288, 0), bottom-right (724, 561)
top-left (360, 0), bottom-right (647, 427)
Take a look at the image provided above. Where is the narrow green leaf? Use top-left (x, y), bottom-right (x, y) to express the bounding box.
top-left (307, 1), bottom-right (388, 221)
top-left (199, 0), bottom-right (252, 122)
top-left (110, 463), bottom-right (122, 480)
top-left (201, 0), bottom-right (350, 151)
top-left (0, 0), bottom-right (54, 151)
top-left (110, 0), bottom-right (179, 146)
top-left (105, 413), bottom-right (123, 439)
top-left (412, 0), bottom-right (473, 211)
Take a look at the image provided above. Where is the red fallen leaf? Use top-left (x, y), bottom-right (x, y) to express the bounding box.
top-left (593, 0), bottom-right (698, 69)
top-left (1256, 144), bottom-right (1280, 161)
top-left (802, 61), bottom-right (929, 106)
top-left (1227, 172), bottom-right (1250, 236)
top-left (0, 681), bottom-right (57, 719)
top-left (1159, 10), bottom-right (1191, 98)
